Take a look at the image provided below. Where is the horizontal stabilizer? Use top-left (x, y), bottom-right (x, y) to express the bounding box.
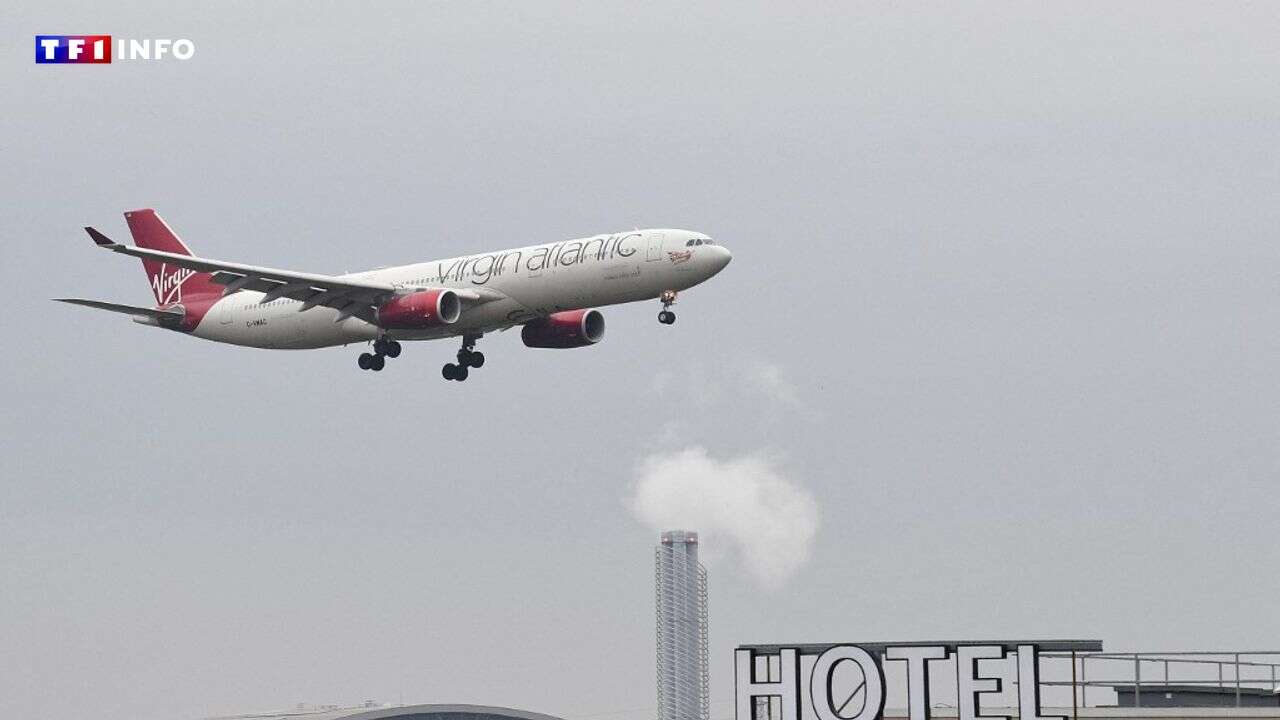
top-left (53, 298), bottom-right (184, 324)
top-left (84, 226), bottom-right (116, 247)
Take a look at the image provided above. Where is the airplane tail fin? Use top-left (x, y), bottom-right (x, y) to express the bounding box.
top-left (123, 209), bottom-right (221, 304)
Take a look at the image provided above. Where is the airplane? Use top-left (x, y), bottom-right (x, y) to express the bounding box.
top-left (56, 209), bottom-right (732, 380)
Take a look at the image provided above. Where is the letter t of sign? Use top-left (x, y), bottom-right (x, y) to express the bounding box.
top-left (737, 649), bottom-right (802, 720)
top-left (885, 646), bottom-right (949, 720)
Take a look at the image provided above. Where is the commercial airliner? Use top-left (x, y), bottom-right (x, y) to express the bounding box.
top-left (56, 209), bottom-right (731, 380)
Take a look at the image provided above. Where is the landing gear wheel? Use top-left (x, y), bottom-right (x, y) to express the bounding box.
top-left (658, 290), bottom-right (678, 325)
top-left (358, 353), bottom-right (375, 370)
top-left (442, 363), bottom-right (458, 380)
top-left (454, 365), bottom-right (469, 381)
top-left (460, 350), bottom-right (485, 368)
top-left (373, 338), bottom-right (402, 358)
top-left (369, 354), bottom-right (385, 371)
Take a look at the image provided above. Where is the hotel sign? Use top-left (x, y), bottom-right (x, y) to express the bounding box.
top-left (736, 642), bottom-right (1100, 720)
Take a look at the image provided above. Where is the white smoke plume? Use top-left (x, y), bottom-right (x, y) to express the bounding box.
top-left (630, 446), bottom-right (819, 589)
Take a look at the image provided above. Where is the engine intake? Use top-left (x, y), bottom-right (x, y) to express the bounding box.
top-left (376, 289), bottom-right (461, 329)
top-left (521, 309), bottom-right (605, 349)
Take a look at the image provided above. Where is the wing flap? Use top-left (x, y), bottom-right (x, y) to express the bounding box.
top-left (209, 272), bottom-right (378, 322)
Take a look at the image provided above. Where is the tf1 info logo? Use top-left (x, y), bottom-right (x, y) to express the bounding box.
top-left (35, 35), bottom-right (195, 64)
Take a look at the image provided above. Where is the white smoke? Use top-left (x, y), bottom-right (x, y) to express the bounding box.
top-left (630, 446), bottom-right (820, 589)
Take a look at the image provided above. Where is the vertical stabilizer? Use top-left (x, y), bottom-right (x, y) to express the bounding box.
top-left (124, 209), bottom-right (221, 304)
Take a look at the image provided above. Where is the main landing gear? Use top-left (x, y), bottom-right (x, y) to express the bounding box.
top-left (658, 290), bottom-right (678, 325)
top-left (357, 337), bottom-right (402, 372)
top-left (442, 334), bottom-right (484, 382)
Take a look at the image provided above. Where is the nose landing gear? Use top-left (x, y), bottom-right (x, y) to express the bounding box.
top-left (357, 337), bottom-right (402, 372)
top-left (442, 334), bottom-right (484, 381)
top-left (658, 290), bottom-right (677, 325)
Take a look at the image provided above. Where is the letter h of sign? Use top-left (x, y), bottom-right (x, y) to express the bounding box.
top-left (736, 649), bottom-right (803, 720)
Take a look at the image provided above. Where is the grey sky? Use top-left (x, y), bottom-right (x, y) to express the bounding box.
top-left (3, 2), bottom-right (1279, 719)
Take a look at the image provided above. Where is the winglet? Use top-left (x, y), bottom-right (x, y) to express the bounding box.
top-left (84, 226), bottom-right (117, 247)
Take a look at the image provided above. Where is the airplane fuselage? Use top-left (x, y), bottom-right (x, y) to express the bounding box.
top-left (186, 228), bottom-right (730, 349)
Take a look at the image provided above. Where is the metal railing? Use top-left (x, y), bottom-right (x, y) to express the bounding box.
top-left (1041, 651), bottom-right (1280, 709)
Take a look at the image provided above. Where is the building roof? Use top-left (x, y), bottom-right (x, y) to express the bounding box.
top-left (206, 703), bottom-right (570, 720)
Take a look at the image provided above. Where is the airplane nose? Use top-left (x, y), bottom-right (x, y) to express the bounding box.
top-left (714, 245), bottom-right (732, 270)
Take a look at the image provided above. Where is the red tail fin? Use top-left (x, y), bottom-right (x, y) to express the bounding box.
top-left (124, 209), bottom-right (222, 305)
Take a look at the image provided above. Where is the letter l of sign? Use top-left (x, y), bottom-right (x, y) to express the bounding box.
top-left (1017, 645), bottom-right (1067, 720)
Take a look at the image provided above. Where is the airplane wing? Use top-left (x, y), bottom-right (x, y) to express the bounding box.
top-left (82, 227), bottom-right (502, 323)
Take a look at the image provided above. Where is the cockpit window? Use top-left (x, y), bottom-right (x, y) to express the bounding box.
top-left (686, 239), bottom-right (695, 247)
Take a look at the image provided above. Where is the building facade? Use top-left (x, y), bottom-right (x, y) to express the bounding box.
top-left (655, 530), bottom-right (710, 720)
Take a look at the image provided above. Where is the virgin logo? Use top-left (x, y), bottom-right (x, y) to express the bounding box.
top-left (152, 264), bottom-right (195, 304)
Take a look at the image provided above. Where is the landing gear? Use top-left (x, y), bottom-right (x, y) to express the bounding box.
top-left (358, 337), bottom-right (400, 371)
top-left (659, 290), bottom-right (678, 325)
top-left (358, 352), bottom-right (385, 371)
top-left (373, 338), bottom-right (401, 358)
top-left (442, 334), bottom-right (484, 381)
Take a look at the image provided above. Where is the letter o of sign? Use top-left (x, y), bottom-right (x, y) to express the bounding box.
top-left (811, 646), bottom-right (886, 720)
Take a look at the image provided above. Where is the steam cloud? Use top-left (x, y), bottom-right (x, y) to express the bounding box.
top-left (631, 446), bottom-right (819, 588)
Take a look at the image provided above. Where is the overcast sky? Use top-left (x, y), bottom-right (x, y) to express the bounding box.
top-left (3, 2), bottom-right (1280, 719)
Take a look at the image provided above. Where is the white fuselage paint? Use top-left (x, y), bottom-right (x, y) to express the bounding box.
top-left (191, 228), bottom-right (730, 349)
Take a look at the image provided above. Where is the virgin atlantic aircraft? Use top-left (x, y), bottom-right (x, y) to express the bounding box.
top-left (57, 209), bottom-right (731, 380)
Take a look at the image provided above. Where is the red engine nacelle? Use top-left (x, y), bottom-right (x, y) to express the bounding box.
top-left (376, 289), bottom-right (461, 330)
top-left (521, 309), bottom-right (606, 349)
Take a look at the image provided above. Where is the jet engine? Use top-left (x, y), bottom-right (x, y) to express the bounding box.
top-left (521, 309), bottom-right (605, 348)
top-left (376, 289), bottom-right (461, 329)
